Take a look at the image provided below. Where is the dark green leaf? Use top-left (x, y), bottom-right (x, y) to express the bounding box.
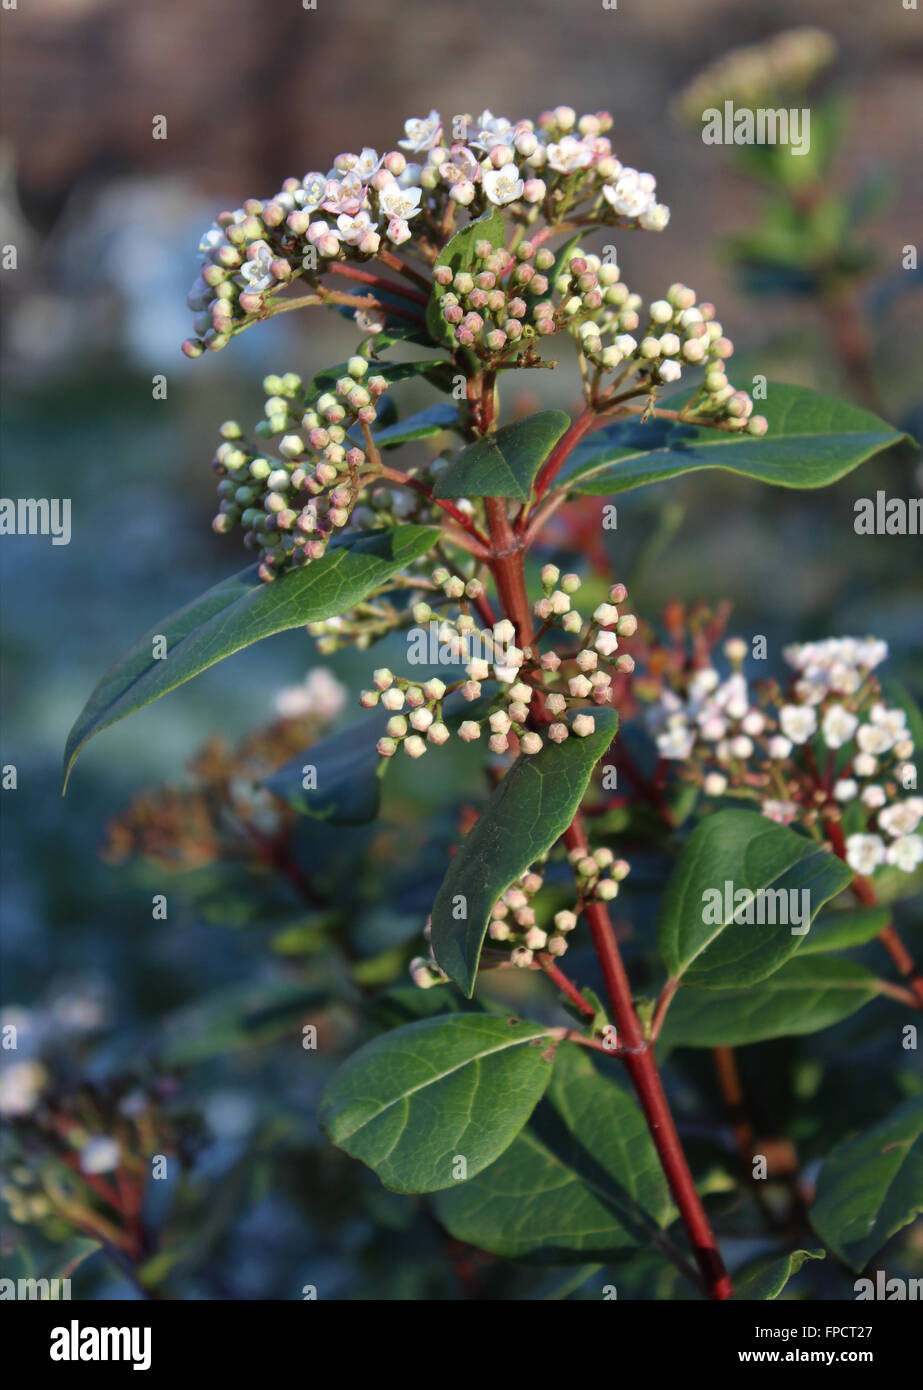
top-left (657, 810), bottom-right (852, 988)
top-left (434, 411), bottom-right (571, 503)
top-left (433, 1047), bottom-right (673, 1262)
top-left (798, 906), bottom-right (891, 955)
top-left (733, 1248), bottom-right (824, 1300)
top-left (364, 401), bottom-right (460, 449)
top-left (265, 715), bottom-right (386, 825)
top-left (63, 526), bottom-right (438, 787)
top-left (431, 707), bottom-right (618, 995)
top-left (160, 980), bottom-right (327, 1065)
top-left (809, 1095), bottom-right (923, 1270)
top-left (318, 1013), bottom-right (555, 1193)
top-left (564, 385), bottom-right (906, 496)
top-left (660, 957), bottom-right (881, 1047)
top-left (426, 211), bottom-right (506, 348)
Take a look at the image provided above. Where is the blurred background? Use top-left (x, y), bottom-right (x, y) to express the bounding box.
top-left (1, 0), bottom-right (921, 1299)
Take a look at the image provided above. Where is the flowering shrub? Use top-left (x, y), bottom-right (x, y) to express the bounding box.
top-left (61, 106), bottom-right (920, 1302)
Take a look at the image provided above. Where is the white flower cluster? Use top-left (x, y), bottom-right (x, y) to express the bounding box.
top-left (211, 360), bottom-right (393, 581)
top-left (648, 635), bottom-right (921, 876)
top-left (183, 106), bottom-right (669, 357)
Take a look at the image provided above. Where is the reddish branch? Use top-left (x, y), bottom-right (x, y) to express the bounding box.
top-left (476, 388), bottom-right (733, 1299)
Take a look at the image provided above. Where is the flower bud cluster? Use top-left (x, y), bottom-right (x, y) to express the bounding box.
top-left (183, 107), bottom-right (670, 356)
top-left (547, 259), bottom-right (766, 431)
top-left (647, 635), bottom-right (921, 875)
top-left (433, 239), bottom-right (556, 361)
top-left (211, 362), bottom-right (388, 582)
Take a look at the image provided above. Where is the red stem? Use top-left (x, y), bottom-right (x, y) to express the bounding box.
top-left (479, 449), bottom-right (733, 1299)
top-left (325, 261), bottom-right (430, 306)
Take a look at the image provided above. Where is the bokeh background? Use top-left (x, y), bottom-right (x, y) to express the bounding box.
top-left (1, 0), bottom-right (921, 1299)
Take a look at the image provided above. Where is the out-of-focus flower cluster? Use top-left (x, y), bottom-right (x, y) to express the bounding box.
top-left (673, 27), bottom-right (838, 124)
top-left (183, 106), bottom-right (670, 357)
top-left (103, 674), bottom-right (344, 869)
top-left (646, 635), bottom-right (921, 876)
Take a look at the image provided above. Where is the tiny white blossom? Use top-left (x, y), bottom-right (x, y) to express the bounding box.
top-left (399, 110), bottom-right (442, 153)
top-left (886, 834), bottom-right (923, 872)
top-left (878, 797), bottom-right (923, 839)
top-left (482, 166), bottom-right (525, 205)
top-left (844, 833), bottom-right (887, 875)
top-left (778, 705), bottom-right (817, 744)
top-left (821, 704), bottom-right (859, 749)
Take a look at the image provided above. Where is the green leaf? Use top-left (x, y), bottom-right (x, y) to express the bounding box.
top-left (564, 385), bottom-right (906, 496)
top-left (160, 980), bottom-right (328, 1065)
top-left (434, 411), bottom-right (571, 503)
top-left (364, 401), bottom-right (460, 449)
top-left (63, 526), bottom-right (438, 787)
top-left (318, 1013), bottom-right (555, 1193)
top-left (733, 1248), bottom-right (825, 1300)
top-left (809, 1095), bottom-right (923, 1271)
top-left (656, 810), bottom-right (852, 989)
top-left (426, 210), bottom-right (506, 347)
top-left (431, 707), bottom-right (618, 995)
top-left (433, 1047), bottom-right (673, 1262)
top-left (660, 957), bottom-right (881, 1047)
top-left (265, 715), bottom-right (386, 825)
top-left (798, 905), bottom-right (891, 955)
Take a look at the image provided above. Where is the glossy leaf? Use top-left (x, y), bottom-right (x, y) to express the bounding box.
top-left (563, 385), bottom-right (906, 496)
top-left (656, 810), bottom-right (852, 988)
top-left (431, 707), bottom-right (618, 995)
top-left (434, 411), bottom-right (571, 503)
top-left (798, 905), bottom-right (891, 955)
top-left (809, 1095), bottom-right (923, 1270)
top-left (265, 715), bottom-right (386, 825)
top-left (660, 957), bottom-right (881, 1047)
top-left (63, 526), bottom-right (438, 787)
top-left (364, 401), bottom-right (460, 449)
top-left (318, 1013), bottom-right (555, 1193)
top-left (433, 1047), bottom-right (673, 1262)
top-left (733, 1248), bottom-right (824, 1300)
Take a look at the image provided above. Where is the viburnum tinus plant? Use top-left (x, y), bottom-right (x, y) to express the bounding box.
top-left (64, 106), bottom-right (920, 1301)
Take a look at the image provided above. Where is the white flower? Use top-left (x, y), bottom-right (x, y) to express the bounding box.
top-left (656, 720), bottom-right (695, 760)
top-left (81, 1135), bottom-right (122, 1175)
top-left (761, 799), bottom-right (798, 825)
top-left (198, 224), bottom-right (227, 259)
top-left (767, 735), bottom-right (793, 760)
top-left (833, 778), bottom-right (859, 802)
top-left (861, 784), bottom-right (886, 810)
top-left (853, 752), bottom-right (878, 778)
top-left (821, 704), bottom-right (859, 749)
top-left (482, 166), bottom-right (525, 205)
top-left (0, 1060), bottom-right (47, 1117)
top-left (869, 703), bottom-right (907, 739)
top-left (469, 109), bottom-right (516, 150)
top-left (878, 797), bottom-right (923, 839)
top-left (298, 172), bottom-right (328, 209)
top-left (546, 136), bottom-right (593, 173)
top-left (602, 169), bottom-right (657, 219)
top-left (844, 833), bottom-right (887, 875)
top-left (321, 173), bottom-right (364, 215)
top-left (886, 834), bottom-right (923, 872)
top-left (239, 241), bottom-right (276, 292)
top-left (275, 668), bottom-right (346, 722)
top-left (399, 110), bottom-right (442, 153)
top-left (639, 202), bottom-right (670, 231)
top-left (856, 723), bottom-right (894, 756)
top-left (336, 210), bottom-right (376, 246)
top-left (778, 704), bottom-right (817, 744)
top-left (378, 184), bottom-right (423, 220)
top-left (703, 772), bottom-right (728, 796)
